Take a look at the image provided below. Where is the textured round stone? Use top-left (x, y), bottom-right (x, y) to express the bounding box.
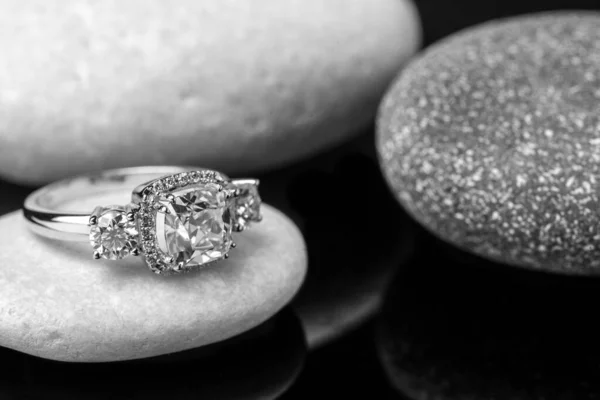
top-left (0, 0), bottom-right (421, 185)
top-left (156, 184), bottom-right (233, 268)
top-left (377, 13), bottom-right (600, 274)
top-left (89, 207), bottom-right (138, 260)
top-left (0, 204), bottom-right (306, 362)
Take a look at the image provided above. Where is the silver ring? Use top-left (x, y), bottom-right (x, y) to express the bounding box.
top-left (23, 166), bottom-right (262, 275)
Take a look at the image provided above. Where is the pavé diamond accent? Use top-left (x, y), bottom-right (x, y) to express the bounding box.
top-left (155, 183), bottom-right (233, 269)
top-left (89, 207), bottom-right (139, 260)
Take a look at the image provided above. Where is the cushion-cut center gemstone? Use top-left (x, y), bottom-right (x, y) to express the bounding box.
top-left (156, 183), bottom-right (232, 268)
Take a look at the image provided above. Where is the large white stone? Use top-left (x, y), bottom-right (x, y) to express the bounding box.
top-left (0, 0), bottom-right (421, 184)
top-left (0, 204), bottom-right (306, 362)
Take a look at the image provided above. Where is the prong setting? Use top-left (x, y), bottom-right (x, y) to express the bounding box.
top-left (229, 180), bottom-right (262, 232)
top-left (89, 205), bottom-right (139, 261)
top-left (136, 169), bottom-right (237, 275)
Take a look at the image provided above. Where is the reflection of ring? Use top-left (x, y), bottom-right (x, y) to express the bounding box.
top-left (23, 167), bottom-right (262, 275)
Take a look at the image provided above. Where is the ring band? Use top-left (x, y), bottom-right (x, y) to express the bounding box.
top-left (23, 166), bottom-right (262, 275)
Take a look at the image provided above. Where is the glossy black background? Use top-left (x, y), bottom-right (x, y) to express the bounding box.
top-left (3, 3), bottom-right (600, 398)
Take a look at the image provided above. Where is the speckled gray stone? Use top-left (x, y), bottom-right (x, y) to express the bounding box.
top-left (377, 12), bottom-right (600, 274)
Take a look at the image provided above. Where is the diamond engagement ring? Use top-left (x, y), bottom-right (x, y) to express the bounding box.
top-left (23, 166), bottom-right (262, 275)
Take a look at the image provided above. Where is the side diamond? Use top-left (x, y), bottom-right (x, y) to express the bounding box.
top-left (232, 184), bottom-right (262, 229)
top-left (89, 207), bottom-right (139, 260)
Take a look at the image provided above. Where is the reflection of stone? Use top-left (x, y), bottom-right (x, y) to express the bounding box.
top-left (377, 13), bottom-right (600, 274)
top-left (0, 311), bottom-right (306, 400)
top-left (377, 235), bottom-right (600, 399)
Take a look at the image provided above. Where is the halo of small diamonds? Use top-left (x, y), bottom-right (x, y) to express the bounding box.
top-left (138, 170), bottom-right (235, 274)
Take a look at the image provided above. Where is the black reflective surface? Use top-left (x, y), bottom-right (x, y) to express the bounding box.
top-left (258, 135), bottom-right (416, 348)
top-left (414, 0), bottom-right (600, 46)
top-left (0, 179), bottom-right (29, 217)
top-left (378, 232), bottom-right (600, 400)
